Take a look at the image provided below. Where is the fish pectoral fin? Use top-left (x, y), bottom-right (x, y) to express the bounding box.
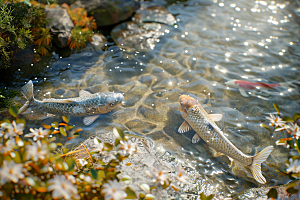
top-left (39, 113), bottom-right (56, 120)
top-left (83, 115), bottom-right (99, 126)
top-left (79, 90), bottom-right (92, 97)
top-left (42, 99), bottom-right (75, 103)
top-left (208, 114), bottom-right (223, 121)
top-left (178, 121), bottom-right (191, 133)
top-left (192, 134), bottom-right (201, 143)
top-left (239, 89), bottom-right (249, 97)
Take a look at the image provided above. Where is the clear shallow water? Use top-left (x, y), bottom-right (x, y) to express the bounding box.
top-left (2, 0), bottom-right (300, 197)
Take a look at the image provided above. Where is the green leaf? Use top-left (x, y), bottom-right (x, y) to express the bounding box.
top-left (51, 122), bottom-right (58, 128)
top-left (12, 151), bottom-right (22, 163)
top-left (296, 139), bottom-right (300, 153)
top-left (56, 143), bottom-right (63, 147)
top-left (16, 118), bottom-right (26, 126)
top-left (200, 193), bottom-right (215, 200)
top-left (98, 170), bottom-right (105, 180)
top-left (65, 125), bottom-right (73, 131)
top-left (62, 116), bottom-right (70, 123)
top-left (60, 127), bottom-right (67, 137)
top-left (117, 128), bottom-right (125, 140)
top-left (90, 169), bottom-right (98, 179)
top-left (66, 157), bottom-right (75, 171)
top-left (104, 143), bottom-right (113, 151)
top-left (286, 187), bottom-right (298, 194)
top-left (282, 116), bottom-right (294, 122)
top-left (125, 187), bottom-right (136, 199)
top-left (267, 188), bottom-right (277, 199)
top-left (62, 148), bottom-right (68, 154)
top-left (139, 193), bottom-right (145, 198)
top-left (9, 106), bottom-right (18, 118)
top-left (261, 124), bottom-right (272, 132)
top-left (162, 182), bottom-right (170, 190)
top-left (293, 113), bottom-right (300, 122)
top-left (115, 138), bottom-right (120, 147)
top-left (273, 103), bottom-right (280, 114)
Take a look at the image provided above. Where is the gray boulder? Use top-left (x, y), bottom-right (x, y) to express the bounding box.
top-left (45, 6), bottom-right (74, 48)
top-left (70, 0), bottom-right (140, 27)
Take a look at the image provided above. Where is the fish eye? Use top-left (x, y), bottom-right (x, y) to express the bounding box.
top-left (180, 101), bottom-right (183, 105)
top-left (109, 102), bottom-right (115, 107)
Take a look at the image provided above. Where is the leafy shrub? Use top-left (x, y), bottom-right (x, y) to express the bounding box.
top-left (0, 107), bottom-right (192, 200)
top-left (264, 104), bottom-right (300, 199)
top-left (0, 0), bottom-right (52, 66)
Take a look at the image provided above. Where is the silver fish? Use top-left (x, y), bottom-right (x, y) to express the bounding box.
top-left (178, 94), bottom-right (273, 184)
top-left (18, 80), bottom-right (124, 125)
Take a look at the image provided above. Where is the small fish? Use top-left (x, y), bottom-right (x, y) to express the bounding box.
top-left (178, 94), bottom-right (274, 184)
top-left (225, 79), bottom-right (289, 97)
top-left (18, 80), bottom-right (124, 125)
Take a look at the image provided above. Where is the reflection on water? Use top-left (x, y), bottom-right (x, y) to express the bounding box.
top-left (2, 0), bottom-right (300, 197)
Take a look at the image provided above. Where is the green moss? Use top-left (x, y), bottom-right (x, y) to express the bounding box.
top-left (0, 87), bottom-right (19, 109)
top-left (0, 1), bottom-right (50, 68)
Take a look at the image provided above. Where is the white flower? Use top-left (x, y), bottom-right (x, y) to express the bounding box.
top-left (286, 158), bottom-right (300, 174)
top-left (266, 114), bottom-right (286, 128)
top-left (91, 137), bottom-right (104, 152)
top-left (77, 158), bottom-right (88, 167)
top-left (0, 160), bottom-right (25, 185)
top-left (25, 127), bottom-right (49, 141)
top-left (0, 138), bottom-right (16, 154)
top-left (118, 140), bottom-right (138, 155)
top-left (1, 121), bottom-right (24, 138)
top-left (288, 123), bottom-right (300, 139)
top-left (25, 140), bottom-right (49, 161)
top-left (47, 175), bottom-right (78, 200)
top-left (66, 175), bottom-right (76, 184)
top-left (101, 180), bottom-right (127, 200)
top-left (175, 166), bottom-right (189, 184)
top-left (146, 166), bottom-right (169, 185)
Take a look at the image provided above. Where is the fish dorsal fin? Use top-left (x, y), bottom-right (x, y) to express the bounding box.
top-left (79, 90), bottom-right (92, 97)
top-left (192, 134), bottom-right (201, 143)
top-left (83, 115), bottom-right (99, 126)
top-left (239, 88), bottom-right (249, 97)
top-left (178, 121), bottom-right (191, 133)
top-left (208, 114), bottom-right (223, 121)
top-left (42, 99), bottom-right (75, 103)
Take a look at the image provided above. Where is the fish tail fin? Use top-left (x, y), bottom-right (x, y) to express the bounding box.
top-left (21, 80), bottom-right (34, 101)
top-left (250, 146), bottom-right (274, 184)
top-left (19, 80), bottom-right (35, 114)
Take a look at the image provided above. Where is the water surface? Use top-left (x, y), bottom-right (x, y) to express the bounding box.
top-left (2, 0), bottom-right (300, 197)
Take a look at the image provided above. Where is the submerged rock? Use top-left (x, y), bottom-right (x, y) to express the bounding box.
top-left (111, 6), bottom-right (175, 51)
top-left (111, 21), bottom-right (163, 51)
top-left (133, 6), bottom-right (176, 26)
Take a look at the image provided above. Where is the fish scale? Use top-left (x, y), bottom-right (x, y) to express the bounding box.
top-left (185, 105), bottom-right (252, 166)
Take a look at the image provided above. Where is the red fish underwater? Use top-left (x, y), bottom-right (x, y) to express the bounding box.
top-left (225, 79), bottom-right (290, 97)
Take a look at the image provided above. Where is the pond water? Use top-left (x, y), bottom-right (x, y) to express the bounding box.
top-left (2, 0), bottom-right (300, 197)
